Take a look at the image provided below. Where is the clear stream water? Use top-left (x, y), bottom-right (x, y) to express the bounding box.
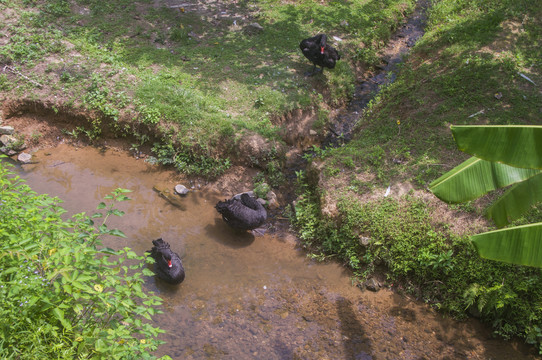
top-left (6, 144), bottom-right (537, 360)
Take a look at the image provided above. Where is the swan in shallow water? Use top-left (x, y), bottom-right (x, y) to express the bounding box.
top-left (215, 193), bottom-right (267, 231)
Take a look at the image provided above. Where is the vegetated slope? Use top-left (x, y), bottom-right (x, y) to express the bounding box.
top-left (293, 0), bottom-right (542, 353)
top-left (0, 0), bottom-right (414, 177)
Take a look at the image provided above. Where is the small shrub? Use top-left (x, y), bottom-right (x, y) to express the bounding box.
top-left (0, 74), bottom-right (11, 91)
top-left (150, 141), bottom-right (231, 178)
top-left (0, 161), bottom-right (166, 359)
top-left (253, 180), bottom-right (270, 200)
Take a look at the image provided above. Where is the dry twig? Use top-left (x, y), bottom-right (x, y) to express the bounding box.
top-left (2, 65), bottom-right (43, 88)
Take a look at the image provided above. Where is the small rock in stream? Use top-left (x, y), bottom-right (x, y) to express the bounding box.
top-left (0, 147), bottom-right (17, 156)
top-left (266, 191), bottom-right (280, 209)
top-left (174, 184), bottom-right (189, 195)
top-left (0, 134), bottom-right (16, 147)
top-left (364, 277), bottom-right (381, 292)
top-left (17, 152), bottom-right (32, 164)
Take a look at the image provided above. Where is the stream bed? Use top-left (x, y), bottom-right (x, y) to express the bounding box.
top-left (7, 144), bottom-right (538, 360)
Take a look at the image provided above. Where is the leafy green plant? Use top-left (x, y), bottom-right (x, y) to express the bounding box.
top-left (293, 169), bottom-right (542, 352)
top-left (430, 125), bottom-right (542, 267)
top-left (83, 76), bottom-right (120, 121)
top-left (169, 27), bottom-right (187, 42)
top-left (0, 74), bottom-right (10, 91)
top-left (254, 97), bottom-right (264, 109)
top-left (352, 47), bottom-right (380, 67)
top-left (150, 141), bottom-right (231, 178)
top-left (253, 179), bottom-right (270, 200)
top-left (265, 160), bottom-right (285, 188)
top-left (150, 141), bottom-right (176, 166)
top-left (29, 131), bottom-right (43, 144)
top-left (0, 161), bottom-right (166, 359)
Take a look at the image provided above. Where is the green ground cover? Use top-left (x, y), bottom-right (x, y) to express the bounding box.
top-left (0, 161), bottom-right (167, 359)
top-left (293, 0), bottom-right (542, 352)
top-left (0, 0), bottom-right (413, 175)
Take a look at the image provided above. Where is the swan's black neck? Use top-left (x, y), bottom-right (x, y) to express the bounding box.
top-left (319, 34), bottom-right (327, 47)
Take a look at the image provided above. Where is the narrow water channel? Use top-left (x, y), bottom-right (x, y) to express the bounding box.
top-left (6, 144), bottom-right (537, 360)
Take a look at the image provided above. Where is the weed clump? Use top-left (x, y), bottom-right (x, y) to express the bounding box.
top-left (0, 161), bottom-right (165, 359)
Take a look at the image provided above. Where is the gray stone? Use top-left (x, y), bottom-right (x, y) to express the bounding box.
top-left (0, 147), bottom-right (17, 156)
top-left (17, 152), bottom-right (32, 164)
top-left (174, 184), bottom-right (189, 195)
top-left (243, 23), bottom-right (264, 35)
top-left (266, 191), bottom-right (279, 209)
top-left (364, 277), bottom-right (381, 292)
top-left (0, 134), bottom-right (16, 147)
top-left (0, 134), bottom-right (25, 151)
top-left (0, 126), bottom-right (14, 135)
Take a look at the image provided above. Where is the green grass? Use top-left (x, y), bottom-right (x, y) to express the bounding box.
top-left (0, 0), bottom-right (414, 177)
top-left (318, 0), bottom-right (541, 189)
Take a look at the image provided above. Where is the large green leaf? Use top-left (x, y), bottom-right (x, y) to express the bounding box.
top-left (486, 173), bottom-right (542, 228)
top-left (429, 156), bottom-right (541, 203)
top-left (452, 125), bottom-right (542, 169)
top-left (471, 222), bottom-right (542, 267)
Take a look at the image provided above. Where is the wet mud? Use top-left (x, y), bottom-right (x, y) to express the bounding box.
top-left (7, 144), bottom-right (538, 360)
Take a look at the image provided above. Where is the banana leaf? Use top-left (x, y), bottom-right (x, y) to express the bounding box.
top-left (429, 156), bottom-right (541, 203)
top-left (471, 222), bottom-right (542, 268)
top-left (451, 125), bottom-right (542, 169)
top-left (486, 173), bottom-right (542, 228)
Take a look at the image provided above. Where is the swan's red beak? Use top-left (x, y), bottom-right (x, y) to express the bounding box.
top-left (320, 46), bottom-right (325, 54)
top-left (168, 260), bottom-right (172, 268)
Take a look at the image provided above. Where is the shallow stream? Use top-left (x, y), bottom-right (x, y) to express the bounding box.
top-left (7, 144), bottom-right (537, 360)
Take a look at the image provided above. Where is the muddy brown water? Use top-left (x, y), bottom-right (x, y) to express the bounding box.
top-left (7, 144), bottom-right (538, 360)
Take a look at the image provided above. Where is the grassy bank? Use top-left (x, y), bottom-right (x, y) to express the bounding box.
top-left (293, 0), bottom-right (542, 352)
top-left (0, 0), bottom-right (414, 177)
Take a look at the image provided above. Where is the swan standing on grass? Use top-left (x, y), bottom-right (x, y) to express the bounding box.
top-left (300, 34), bottom-right (341, 76)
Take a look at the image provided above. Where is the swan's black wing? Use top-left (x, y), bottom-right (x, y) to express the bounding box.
top-left (300, 34), bottom-right (326, 51)
top-left (149, 238), bottom-right (185, 284)
top-left (216, 195), bottom-right (267, 230)
top-left (155, 254), bottom-right (185, 284)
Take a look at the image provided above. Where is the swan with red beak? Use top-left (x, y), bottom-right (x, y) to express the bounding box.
top-left (300, 34), bottom-right (341, 76)
top-left (148, 238), bottom-right (185, 284)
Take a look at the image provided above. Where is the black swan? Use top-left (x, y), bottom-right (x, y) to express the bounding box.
top-left (215, 193), bottom-right (267, 231)
top-left (299, 34), bottom-right (341, 76)
top-left (148, 238), bottom-right (185, 284)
